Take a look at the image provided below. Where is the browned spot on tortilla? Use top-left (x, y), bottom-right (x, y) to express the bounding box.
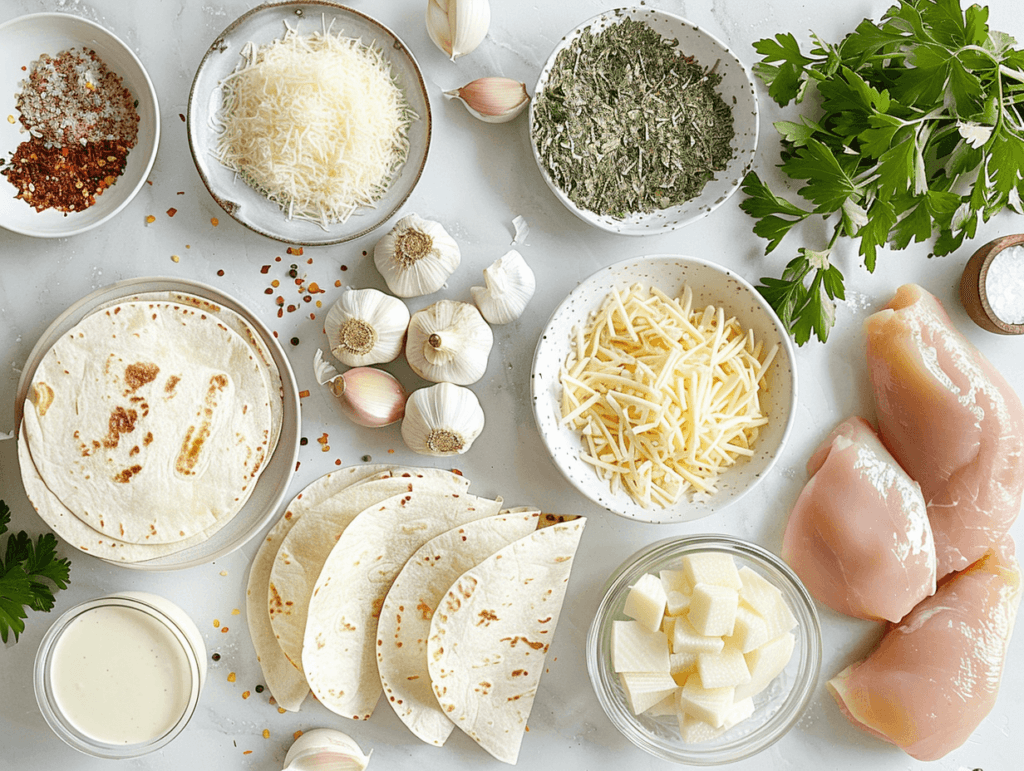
top-left (512, 669), bottom-right (528, 677)
top-left (501, 636), bottom-right (545, 650)
top-left (143, 431), bottom-right (154, 446)
top-left (406, 675), bottom-right (420, 681)
top-left (113, 464), bottom-right (143, 483)
top-left (175, 374), bottom-right (227, 475)
top-left (165, 374), bottom-right (181, 394)
top-left (476, 609), bottom-right (498, 627)
top-left (555, 556), bottom-right (571, 562)
top-left (129, 445), bottom-right (140, 456)
top-left (31, 382), bottom-right (55, 416)
top-left (371, 598), bottom-right (384, 619)
top-left (538, 616), bottom-right (552, 623)
top-left (124, 362), bottom-right (159, 392)
top-left (103, 406), bottom-right (138, 448)
top-left (417, 601), bottom-right (432, 620)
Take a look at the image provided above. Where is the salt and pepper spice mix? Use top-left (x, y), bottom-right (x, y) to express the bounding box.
top-left (1, 47), bottom-right (139, 214)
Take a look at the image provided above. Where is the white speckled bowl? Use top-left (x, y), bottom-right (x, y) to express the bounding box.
top-left (531, 255), bottom-right (797, 524)
top-left (529, 7), bottom-right (758, 235)
top-left (0, 13), bottom-right (160, 238)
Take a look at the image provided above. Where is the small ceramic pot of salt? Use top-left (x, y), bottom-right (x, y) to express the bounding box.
top-left (961, 234), bottom-right (1024, 335)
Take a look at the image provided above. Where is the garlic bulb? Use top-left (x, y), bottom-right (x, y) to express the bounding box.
top-left (406, 300), bottom-right (493, 385)
top-left (426, 0), bottom-right (490, 61)
top-left (283, 727), bottom-right (371, 771)
top-left (402, 382), bottom-right (484, 456)
top-left (444, 78), bottom-right (529, 123)
top-left (374, 214), bottom-right (461, 298)
top-left (471, 250), bottom-right (536, 324)
top-left (314, 349), bottom-right (406, 428)
top-left (325, 288), bottom-right (410, 367)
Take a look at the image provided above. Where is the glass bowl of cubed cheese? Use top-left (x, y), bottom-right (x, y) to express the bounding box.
top-left (587, 534), bottom-right (821, 764)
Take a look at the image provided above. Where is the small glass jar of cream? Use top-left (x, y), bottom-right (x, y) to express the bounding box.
top-left (34, 591), bottom-right (207, 759)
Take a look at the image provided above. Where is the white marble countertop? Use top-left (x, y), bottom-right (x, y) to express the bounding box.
top-left (1, 0), bottom-right (1022, 769)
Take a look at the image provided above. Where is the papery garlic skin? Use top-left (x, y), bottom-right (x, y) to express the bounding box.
top-left (402, 382), bottom-right (484, 456)
top-left (426, 0), bottom-right (490, 61)
top-left (374, 214), bottom-right (461, 298)
top-left (325, 288), bottom-right (410, 367)
top-left (406, 300), bottom-right (493, 385)
top-left (471, 249), bottom-right (536, 324)
top-left (444, 77), bottom-right (529, 123)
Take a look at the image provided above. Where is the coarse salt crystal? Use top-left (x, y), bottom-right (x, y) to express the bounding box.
top-left (986, 244), bottom-right (1024, 324)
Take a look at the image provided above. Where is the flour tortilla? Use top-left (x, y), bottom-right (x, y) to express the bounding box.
top-left (377, 509), bottom-right (541, 746)
top-left (245, 464), bottom-right (393, 712)
top-left (23, 300), bottom-right (272, 544)
top-left (428, 519), bottom-right (586, 765)
top-left (268, 468), bottom-right (472, 675)
top-left (303, 490), bottom-right (504, 719)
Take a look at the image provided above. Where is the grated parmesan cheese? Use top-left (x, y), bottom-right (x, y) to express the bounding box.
top-left (559, 284), bottom-right (776, 509)
top-left (214, 20), bottom-right (415, 228)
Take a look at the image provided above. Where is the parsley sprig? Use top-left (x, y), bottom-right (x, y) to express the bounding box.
top-left (0, 500), bottom-right (72, 643)
top-left (743, 0), bottom-right (1024, 344)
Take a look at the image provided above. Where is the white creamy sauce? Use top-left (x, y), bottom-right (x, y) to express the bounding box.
top-left (50, 605), bottom-right (193, 745)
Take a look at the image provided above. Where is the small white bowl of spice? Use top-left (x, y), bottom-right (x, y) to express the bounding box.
top-left (530, 7), bottom-right (758, 235)
top-left (0, 13), bottom-right (159, 238)
top-left (961, 234), bottom-right (1024, 335)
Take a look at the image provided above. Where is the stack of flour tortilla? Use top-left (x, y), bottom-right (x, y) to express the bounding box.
top-left (18, 292), bottom-right (284, 563)
top-left (246, 464), bottom-right (585, 765)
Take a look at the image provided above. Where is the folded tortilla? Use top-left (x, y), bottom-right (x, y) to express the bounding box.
top-left (377, 508), bottom-right (541, 745)
top-left (268, 468), bottom-right (471, 675)
top-left (428, 519), bottom-right (586, 765)
top-left (303, 490), bottom-right (503, 720)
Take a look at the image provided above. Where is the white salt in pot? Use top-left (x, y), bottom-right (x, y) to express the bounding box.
top-left (960, 233), bottom-right (1024, 335)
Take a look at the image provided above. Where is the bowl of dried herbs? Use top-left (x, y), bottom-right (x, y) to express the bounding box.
top-left (530, 7), bottom-right (757, 235)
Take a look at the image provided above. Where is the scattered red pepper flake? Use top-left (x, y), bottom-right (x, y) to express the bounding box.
top-left (217, 269), bottom-right (225, 277)
top-left (166, 207), bottom-right (177, 217)
top-left (303, 296), bottom-right (312, 303)
top-left (145, 214), bottom-right (155, 224)
top-left (271, 279), bottom-right (280, 287)
top-left (317, 433), bottom-right (329, 445)
top-left (335, 459), bottom-right (342, 466)
top-left (293, 730), bottom-right (303, 740)
top-left (269, 696), bottom-right (276, 705)
top-left (264, 288), bottom-right (273, 295)
top-left (388, 448), bottom-right (396, 454)
top-left (308, 282), bottom-right (321, 293)
top-left (147, 180), bottom-right (153, 186)
top-left (186, 244), bottom-right (191, 249)
top-left (171, 255), bottom-right (180, 263)
top-left (273, 330), bottom-right (279, 338)
top-left (310, 313), bottom-right (316, 320)
top-left (315, 300), bottom-right (322, 308)
top-left (242, 691), bottom-right (251, 700)
top-left (275, 296), bottom-right (284, 305)
top-left (260, 265), bottom-right (271, 274)
top-left (306, 258), bottom-right (313, 264)
top-left (232, 609), bottom-right (240, 615)
top-left (211, 217), bottom-right (219, 226)
top-left (277, 707), bottom-right (286, 714)
top-left (298, 389), bottom-right (310, 399)
top-left (294, 460), bottom-right (300, 471)
top-left (340, 265), bottom-right (348, 271)
top-left (277, 308), bottom-right (283, 318)
top-left (322, 445), bottom-right (331, 453)
top-left (275, 256), bottom-right (282, 262)
top-left (227, 672), bottom-right (236, 682)
top-left (243, 750), bottom-right (253, 755)
top-left (213, 619), bottom-right (220, 628)
top-left (178, 113), bottom-right (185, 122)
top-left (177, 191), bottom-right (184, 195)
top-left (221, 626), bottom-right (229, 633)
top-left (334, 280), bottom-right (342, 287)
top-left (287, 246), bottom-right (303, 256)
top-left (287, 304), bottom-right (297, 313)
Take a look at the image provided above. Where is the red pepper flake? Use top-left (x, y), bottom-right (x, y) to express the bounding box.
top-left (145, 215), bottom-right (156, 224)
top-left (294, 278), bottom-right (303, 286)
top-left (340, 265), bottom-right (348, 271)
top-left (334, 280), bottom-right (342, 287)
top-left (293, 730), bottom-right (303, 740)
top-left (272, 331), bottom-right (279, 338)
top-left (334, 458), bottom-right (342, 466)
top-left (171, 255), bottom-right (180, 263)
top-left (317, 433), bottom-right (329, 445)
top-left (277, 308), bottom-right (284, 318)
top-left (243, 750), bottom-right (253, 755)
top-left (287, 246), bottom-right (304, 256)
top-left (298, 390), bottom-right (310, 399)
top-left (221, 626), bottom-right (229, 633)
top-left (217, 269), bottom-right (225, 277)
top-left (388, 448), bottom-right (396, 454)
top-left (242, 691), bottom-right (251, 700)
top-left (303, 296), bottom-right (312, 303)
top-left (306, 258), bottom-right (313, 265)
top-left (271, 279), bottom-right (280, 287)
top-left (264, 288), bottom-right (273, 295)
top-left (228, 672), bottom-right (237, 682)
top-left (186, 244), bottom-right (191, 249)
top-left (295, 460), bottom-right (301, 472)
top-left (213, 619), bottom-right (220, 628)
top-left (260, 265), bottom-right (271, 274)
top-left (177, 191), bottom-right (184, 195)
top-left (310, 313), bottom-right (316, 320)
top-left (166, 207), bottom-right (177, 217)
top-left (322, 445), bottom-right (331, 453)
top-left (211, 217), bottom-right (219, 226)
top-left (147, 180), bottom-right (153, 186)
top-left (275, 296), bottom-right (284, 306)
top-left (287, 305), bottom-right (297, 313)
top-left (268, 697), bottom-right (277, 705)
top-left (308, 282), bottom-right (321, 293)
top-left (275, 256), bottom-right (282, 262)
top-left (178, 113), bottom-right (185, 122)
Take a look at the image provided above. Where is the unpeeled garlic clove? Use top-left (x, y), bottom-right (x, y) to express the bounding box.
top-left (283, 728), bottom-right (371, 771)
top-left (471, 249), bottom-right (536, 324)
top-left (401, 382), bottom-right (485, 456)
top-left (444, 77), bottom-right (529, 123)
top-left (313, 349), bottom-right (406, 428)
top-left (426, 0), bottom-right (490, 61)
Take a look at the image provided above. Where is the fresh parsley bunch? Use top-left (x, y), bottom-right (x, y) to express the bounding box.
top-left (742, 0), bottom-right (1024, 344)
top-left (0, 500), bottom-right (71, 643)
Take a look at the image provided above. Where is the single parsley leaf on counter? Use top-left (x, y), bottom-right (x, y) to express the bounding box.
top-left (0, 500), bottom-right (71, 643)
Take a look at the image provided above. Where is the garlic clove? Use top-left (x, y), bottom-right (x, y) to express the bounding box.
top-left (314, 349), bottom-right (406, 428)
top-left (406, 300), bottom-right (493, 385)
top-left (444, 77), bottom-right (529, 123)
top-left (470, 249), bottom-right (536, 325)
top-left (324, 288), bottom-right (410, 367)
top-left (426, 0), bottom-right (490, 61)
top-left (401, 382), bottom-right (485, 456)
top-left (283, 728), bottom-right (371, 771)
top-left (374, 213), bottom-right (461, 298)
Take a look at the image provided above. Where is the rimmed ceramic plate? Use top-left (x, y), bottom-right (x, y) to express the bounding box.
top-left (187, 1), bottom-right (431, 245)
top-left (0, 13), bottom-right (160, 238)
top-left (531, 255), bottom-right (797, 523)
top-left (529, 7), bottom-right (758, 235)
top-left (15, 278), bottom-right (300, 571)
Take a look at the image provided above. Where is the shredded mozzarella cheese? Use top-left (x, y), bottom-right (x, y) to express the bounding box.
top-left (559, 284), bottom-right (776, 509)
top-left (214, 20), bottom-right (415, 228)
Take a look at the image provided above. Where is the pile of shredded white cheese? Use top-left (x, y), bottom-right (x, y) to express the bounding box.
top-left (214, 21), bottom-right (414, 227)
top-left (559, 284), bottom-right (777, 509)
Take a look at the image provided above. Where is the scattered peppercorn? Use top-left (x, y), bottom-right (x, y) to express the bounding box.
top-left (341, 265), bottom-right (348, 271)
top-left (290, 337), bottom-right (299, 346)
top-left (300, 437), bottom-right (308, 446)
top-left (212, 652), bottom-right (221, 661)
top-left (255, 684), bottom-right (265, 693)
top-left (362, 455), bottom-right (372, 462)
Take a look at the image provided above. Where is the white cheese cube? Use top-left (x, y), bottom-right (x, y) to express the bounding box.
top-left (661, 615), bottom-right (677, 639)
top-left (670, 651), bottom-right (699, 685)
top-left (672, 615), bottom-right (725, 655)
top-left (612, 620), bottom-right (670, 673)
top-left (722, 696), bottom-right (755, 728)
top-left (735, 632), bottom-right (796, 701)
top-left (660, 568), bottom-right (691, 596)
top-left (620, 672), bottom-right (678, 715)
top-left (677, 673), bottom-right (735, 728)
top-left (666, 590), bottom-right (692, 617)
top-left (728, 605), bottom-right (770, 653)
top-left (647, 691), bottom-right (680, 716)
top-left (697, 644), bottom-right (751, 689)
top-left (624, 572), bottom-right (668, 633)
top-left (677, 714), bottom-right (726, 744)
top-left (738, 566), bottom-right (797, 639)
top-left (688, 583), bottom-right (739, 636)
top-left (682, 553), bottom-right (742, 590)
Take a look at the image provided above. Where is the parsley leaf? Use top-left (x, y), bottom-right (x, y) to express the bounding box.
top-left (0, 500), bottom-right (72, 643)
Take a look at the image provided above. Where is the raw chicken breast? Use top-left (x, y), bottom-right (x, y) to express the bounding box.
top-left (782, 416), bottom-right (935, 622)
top-left (827, 538), bottom-right (1021, 761)
top-left (865, 284), bottom-right (1024, 578)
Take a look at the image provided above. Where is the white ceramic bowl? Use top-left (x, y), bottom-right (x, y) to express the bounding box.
top-left (531, 255), bottom-right (797, 523)
top-left (187, 1), bottom-right (431, 245)
top-left (529, 7), bottom-right (758, 235)
top-left (0, 13), bottom-right (160, 238)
